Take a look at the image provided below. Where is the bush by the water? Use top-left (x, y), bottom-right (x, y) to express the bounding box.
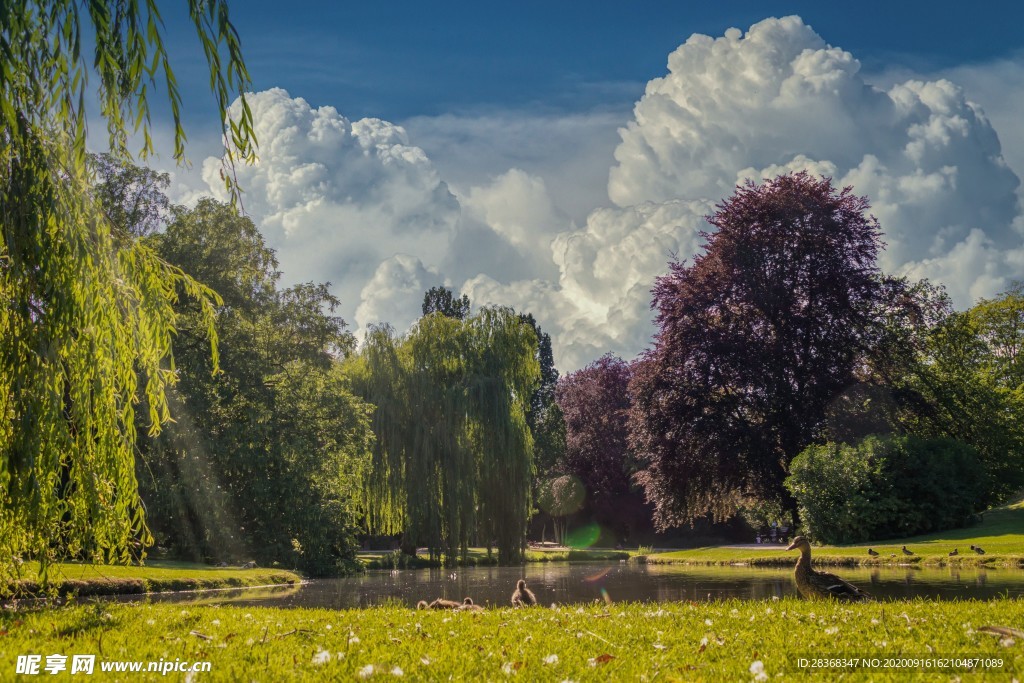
top-left (785, 435), bottom-right (985, 544)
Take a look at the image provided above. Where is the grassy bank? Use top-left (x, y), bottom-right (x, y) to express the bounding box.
top-left (359, 547), bottom-right (630, 569)
top-left (8, 561), bottom-right (301, 598)
top-left (646, 499), bottom-right (1024, 568)
top-left (1, 600), bottom-right (1020, 681)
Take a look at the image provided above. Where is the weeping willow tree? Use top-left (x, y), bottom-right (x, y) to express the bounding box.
top-left (1, 1), bottom-right (255, 588)
top-left (349, 307), bottom-right (539, 564)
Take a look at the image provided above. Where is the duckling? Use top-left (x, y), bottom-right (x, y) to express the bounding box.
top-left (867, 548), bottom-right (879, 556)
top-left (948, 548), bottom-right (959, 557)
top-left (786, 536), bottom-right (871, 601)
top-left (428, 598), bottom-right (461, 610)
top-left (901, 546), bottom-right (914, 556)
top-left (974, 545), bottom-right (986, 555)
top-left (459, 597), bottom-right (484, 612)
top-left (511, 579), bottom-right (537, 607)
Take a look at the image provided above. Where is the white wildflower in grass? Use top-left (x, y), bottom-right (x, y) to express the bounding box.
top-left (871, 619), bottom-right (879, 625)
top-left (1000, 637), bottom-right (1016, 647)
top-left (501, 662), bottom-right (514, 675)
top-left (765, 608), bottom-right (773, 615)
top-left (391, 666), bottom-right (404, 676)
top-left (145, 619), bottom-right (155, 626)
top-left (244, 613), bottom-right (253, 620)
top-left (653, 643), bottom-right (666, 650)
top-left (587, 659), bottom-right (597, 668)
top-left (349, 634), bottom-right (361, 645)
top-left (731, 609), bottom-right (739, 616)
top-left (750, 660), bottom-right (768, 682)
top-left (700, 637), bottom-right (709, 647)
top-left (420, 656), bottom-right (431, 666)
top-left (184, 671), bottom-right (196, 683)
top-left (326, 624), bottom-right (333, 630)
top-left (749, 615), bottom-right (756, 622)
top-left (704, 619), bottom-right (713, 626)
top-left (544, 654), bottom-right (559, 665)
top-left (211, 619), bottom-right (220, 626)
top-left (312, 649), bottom-right (331, 666)
top-left (358, 664), bottom-right (375, 678)
top-left (824, 627), bottom-right (838, 635)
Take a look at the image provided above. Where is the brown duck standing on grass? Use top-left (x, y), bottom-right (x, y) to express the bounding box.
top-left (949, 548), bottom-right (959, 557)
top-left (867, 548), bottom-right (879, 556)
top-left (786, 536), bottom-right (872, 601)
top-left (511, 579), bottom-right (537, 607)
top-left (902, 546), bottom-right (914, 556)
top-left (974, 545), bottom-right (986, 555)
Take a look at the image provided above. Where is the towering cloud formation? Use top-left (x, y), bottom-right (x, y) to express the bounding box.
top-left (200, 18), bottom-right (1024, 370)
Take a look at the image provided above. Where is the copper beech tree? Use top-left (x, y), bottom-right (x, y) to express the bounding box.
top-left (629, 172), bottom-right (914, 529)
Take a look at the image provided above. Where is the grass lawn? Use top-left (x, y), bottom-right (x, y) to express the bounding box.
top-left (8, 561), bottom-right (301, 598)
top-left (647, 498), bottom-right (1024, 568)
top-left (1, 600), bottom-right (1020, 681)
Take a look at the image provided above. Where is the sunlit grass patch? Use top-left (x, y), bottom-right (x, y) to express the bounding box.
top-left (1, 599), bottom-right (1020, 681)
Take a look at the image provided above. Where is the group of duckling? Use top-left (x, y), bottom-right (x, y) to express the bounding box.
top-left (416, 579), bottom-right (537, 611)
top-left (789, 535), bottom-right (990, 602)
top-left (866, 544), bottom-right (985, 558)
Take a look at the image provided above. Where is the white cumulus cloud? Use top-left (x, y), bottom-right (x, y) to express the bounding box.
top-left (199, 18), bottom-right (1024, 370)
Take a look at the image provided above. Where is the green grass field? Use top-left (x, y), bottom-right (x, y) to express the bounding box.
top-left (647, 498), bottom-right (1024, 568)
top-left (8, 561), bottom-right (301, 598)
top-left (1, 600), bottom-right (1020, 681)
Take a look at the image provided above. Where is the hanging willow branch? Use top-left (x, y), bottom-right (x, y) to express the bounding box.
top-left (351, 308), bottom-right (540, 565)
top-left (1, 0), bottom-right (255, 590)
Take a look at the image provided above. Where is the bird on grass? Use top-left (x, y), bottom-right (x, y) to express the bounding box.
top-left (427, 598), bottom-right (461, 610)
top-left (867, 548), bottom-right (879, 556)
top-left (902, 546), bottom-right (914, 556)
top-left (511, 579), bottom-right (537, 607)
top-left (459, 597), bottom-right (484, 612)
top-left (949, 549), bottom-right (959, 556)
top-left (786, 536), bottom-right (872, 601)
top-left (974, 546), bottom-right (986, 555)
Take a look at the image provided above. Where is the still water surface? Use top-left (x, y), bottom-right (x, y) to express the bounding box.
top-left (108, 563), bottom-right (1024, 609)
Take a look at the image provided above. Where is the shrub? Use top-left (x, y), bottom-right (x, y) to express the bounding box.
top-left (785, 435), bottom-right (985, 544)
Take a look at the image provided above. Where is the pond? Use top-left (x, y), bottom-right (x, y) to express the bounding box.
top-left (107, 563), bottom-right (1024, 608)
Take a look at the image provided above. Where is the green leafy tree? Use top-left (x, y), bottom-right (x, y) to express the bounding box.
top-left (1, 0), bottom-right (254, 585)
top-left (349, 308), bottom-right (540, 564)
top-left (786, 435), bottom-right (986, 543)
top-left (422, 286), bottom-right (470, 319)
top-left (139, 199), bottom-right (371, 575)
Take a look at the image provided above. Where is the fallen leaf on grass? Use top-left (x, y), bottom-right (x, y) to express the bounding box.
top-left (594, 654), bottom-right (614, 664)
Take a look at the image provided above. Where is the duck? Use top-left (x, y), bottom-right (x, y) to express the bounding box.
top-left (416, 600), bottom-right (429, 610)
top-left (427, 598), bottom-right (462, 610)
top-left (974, 545), bottom-right (986, 555)
top-left (459, 597), bottom-right (484, 612)
top-left (786, 536), bottom-right (871, 601)
top-left (901, 546), bottom-right (914, 556)
top-left (511, 579), bottom-right (537, 607)
top-left (867, 548), bottom-right (879, 556)
top-left (949, 548), bottom-right (959, 556)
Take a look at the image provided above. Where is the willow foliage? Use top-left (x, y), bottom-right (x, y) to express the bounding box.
top-left (350, 307), bottom-right (539, 565)
top-left (1, 1), bottom-right (255, 587)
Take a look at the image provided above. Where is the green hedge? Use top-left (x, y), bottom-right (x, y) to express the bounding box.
top-left (785, 435), bottom-right (985, 544)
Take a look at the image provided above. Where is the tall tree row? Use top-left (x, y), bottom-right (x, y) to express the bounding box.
top-left (347, 307), bottom-right (540, 564)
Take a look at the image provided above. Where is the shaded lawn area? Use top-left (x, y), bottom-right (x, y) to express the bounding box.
top-left (7, 561), bottom-right (301, 597)
top-left (0, 600), bottom-right (1020, 681)
top-left (648, 499), bottom-right (1024, 567)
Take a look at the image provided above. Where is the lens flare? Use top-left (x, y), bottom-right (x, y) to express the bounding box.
top-left (565, 523), bottom-right (601, 549)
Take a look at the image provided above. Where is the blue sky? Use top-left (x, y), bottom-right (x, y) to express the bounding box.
top-left (152, 3), bottom-right (1024, 370)
top-left (164, 1), bottom-right (1024, 122)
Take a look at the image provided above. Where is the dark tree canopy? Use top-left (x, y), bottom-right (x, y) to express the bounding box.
top-left (422, 286), bottom-right (470, 320)
top-left (629, 172), bottom-right (901, 529)
top-left (556, 354), bottom-right (634, 517)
